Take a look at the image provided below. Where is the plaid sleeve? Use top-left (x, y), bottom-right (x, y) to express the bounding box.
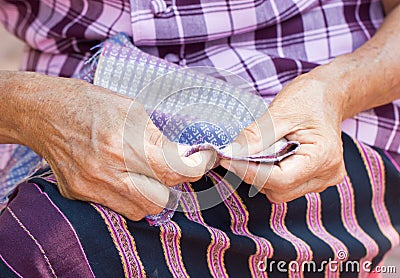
top-left (0, 0), bottom-right (131, 77)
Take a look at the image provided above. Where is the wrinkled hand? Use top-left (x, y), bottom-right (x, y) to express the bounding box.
top-left (220, 73), bottom-right (346, 203)
top-left (23, 74), bottom-right (212, 220)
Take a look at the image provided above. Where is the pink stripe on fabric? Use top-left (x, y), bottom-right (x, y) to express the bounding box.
top-left (93, 204), bottom-right (145, 278)
top-left (180, 182), bottom-right (230, 278)
top-left (0, 183), bottom-right (96, 277)
top-left (304, 193), bottom-right (348, 278)
top-left (160, 220), bottom-right (189, 278)
top-left (0, 207), bottom-right (53, 277)
top-left (208, 171), bottom-right (272, 278)
top-left (7, 207), bottom-right (57, 277)
top-left (93, 205), bottom-right (132, 276)
top-left (338, 176), bottom-right (379, 277)
top-left (0, 253), bottom-right (23, 278)
top-left (270, 203), bottom-right (313, 278)
top-left (111, 209), bottom-right (145, 278)
top-left (32, 184), bottom-right (95, 278)
top-left (115, 215), bottom-right (139, 278)
top-left (0, 4), bottom-right (19, 28)
top-left (371, 149), bottom-right (400, 247)
top-left (356, 144), bottom-right (400, 249)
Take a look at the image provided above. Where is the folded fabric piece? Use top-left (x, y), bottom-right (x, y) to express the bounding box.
top-left (185, 140), bottom-right (299, 163)
top-left (83, 33), bottom-right (300, 226)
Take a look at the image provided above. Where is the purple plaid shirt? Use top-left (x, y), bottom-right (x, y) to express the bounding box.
top-left (0, 0), bottom-right (398, 165)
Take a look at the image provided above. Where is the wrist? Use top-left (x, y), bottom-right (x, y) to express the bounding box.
top-left (291, 65), bottom-right (347, 125)
top-left (305, 55), bottom-right (365, 121)
top-left (309, 33), bottom-right (400, 121)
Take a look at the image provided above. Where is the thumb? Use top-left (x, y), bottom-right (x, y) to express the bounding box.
top-left (168, 142), bottom-right (216, 177)
top-left (148, 140), bottom-right (216, 185)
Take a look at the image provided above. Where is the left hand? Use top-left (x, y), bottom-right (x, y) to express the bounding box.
top-left (219, 71), bottom-right (346, 203)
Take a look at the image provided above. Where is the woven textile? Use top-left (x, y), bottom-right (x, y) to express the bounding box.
top-left (0, 134), bottom-right (399, 277)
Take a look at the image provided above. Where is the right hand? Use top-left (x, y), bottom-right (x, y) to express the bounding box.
top-left (17, 73), bottom-right (213, 220)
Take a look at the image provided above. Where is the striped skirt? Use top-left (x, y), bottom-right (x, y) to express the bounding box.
top-left (0, 133), bottom-right (399, 278)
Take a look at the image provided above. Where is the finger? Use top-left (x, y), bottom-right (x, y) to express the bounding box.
top-left (264, 144), bottom-right (322, 190)
top-left (220, 159), bottom-right (273, 190)
top-left (228, 109), bottom-right (292, 158)
top-left (123, 113), bottom-right (163, 174)
top-left (95, 173), bottom-right (169, 221)
top-left (221, 143), bottom-right (329, 195)
top-left (263, 174), bottom-right (341, 203)
top-left (177, 144), bottom-right (217, 176)
top-left (230, 113), bottom-right (275, 157)
top-left (265, 141), bottom-right (345, 193)
top-left (145, 141), bottom-right (216, 186)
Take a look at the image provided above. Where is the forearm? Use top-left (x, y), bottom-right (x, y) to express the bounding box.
top-left (0, 71), bottom-right (88, 152)
top-left (0, 71), bottom-right (35, 145)
top-left (308, 3), bottom-right (400, 121)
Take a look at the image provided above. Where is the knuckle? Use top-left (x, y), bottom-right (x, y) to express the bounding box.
top-left (147, 205), bottom-right (164, 216)
top-left (107, 133), bottom-right (124, 152)
top-left (266, 192), bottom-right (288, 204)
top-left (332, 173), bottom-right (345, 185)
top-left (186, 174), bottom-right (204, 183)
top-left (118, 182), bottom-right (136, 196)
top-left (147, 129), bottom-right (164, 146)
top-left (242, 169), bottom-right (257, 185)
top-left (58, 187), bottom-right (73, 199)
top-left (125, 177), bottom-right (142, 194)
top-left (146, 151), bottom-right (160, 171)
top-left (312, 145), bottom-right (323, 161)
top-left (64, 183), bottom-right (82, 199)
top-left (281, 175), bottom-right (297, 188)
top-left (243, 174), bottom-right (254, 186)
top-left (193, 164), bottom-right (209, 178)
top-left (315, 184), bottom-right (329, 193)
top-left (272, 185), bottom-right (290, 194)
top-left (159, 171), bottom-right (180, 186)
top-left (325, 163), bottom-right (346, 186)
top-left (161, 170), bottom-right (200, 187)
top-left (87, 161), bottom-right (103, 176)
top-left (128, 213), bottom-right (146, 222)
top-left (332, 156), bottom-right (343, 168)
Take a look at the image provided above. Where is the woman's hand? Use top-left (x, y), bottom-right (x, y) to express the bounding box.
top-left (219, 2), bottom-right (400, 203)
top-left (0, 71), bottom-right (213, 220)
top-left (220, 71), bottom-right (346, 203)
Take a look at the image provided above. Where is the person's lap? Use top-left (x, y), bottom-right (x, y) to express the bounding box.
top-left (0, 133), bottom-right (399, 277)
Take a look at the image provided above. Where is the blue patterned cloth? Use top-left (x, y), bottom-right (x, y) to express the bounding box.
top-left (0, 145), bottom-right (43, 210)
